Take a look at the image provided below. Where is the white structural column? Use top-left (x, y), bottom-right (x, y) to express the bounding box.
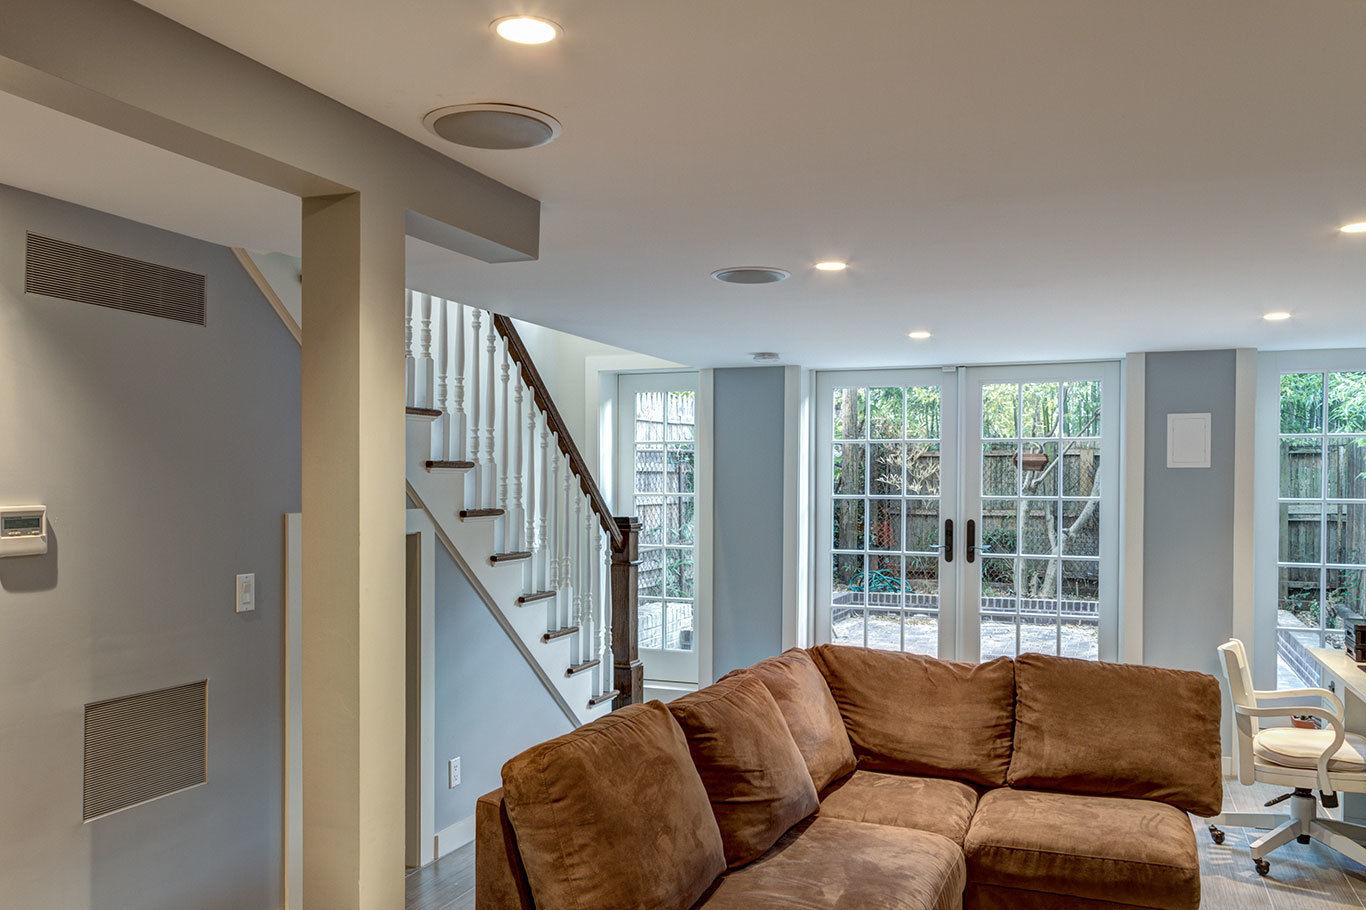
top-left (301, 192), bottom-right (407, 910)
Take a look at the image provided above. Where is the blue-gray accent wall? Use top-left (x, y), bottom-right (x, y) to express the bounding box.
top-left (1143, 349), bottom-right (1237, 750)
top-left (711, 366), bottom-right (788, 678)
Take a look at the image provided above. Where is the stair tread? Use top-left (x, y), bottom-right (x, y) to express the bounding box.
top-left (406, 406), bottom-right (442, 417)
top-left (516, 590), bottom-right (557, 604)
top-left (459, 508), bottom-right (504, 518)
top-left (566, 658), bottom-right (600, 677)
top-left (587, 690), bottom-right (620, 708)
top-left (425, 459), bottom-right (474, 470)
top-left (542, 626), bottom-right (579, 642)
top-left (490, 551), bottom-right (533, 563)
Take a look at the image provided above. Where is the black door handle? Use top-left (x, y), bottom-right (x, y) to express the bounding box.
top-left (943, 518), bottom-right (954, 563)
top-left (966, 519), bottom-right (977, 563)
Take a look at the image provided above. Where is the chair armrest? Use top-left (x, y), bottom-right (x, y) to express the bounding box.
top-left (1254, 687), bottom-right (1345, 716)
top-left (1234, 704), bottom-right (1346, 794)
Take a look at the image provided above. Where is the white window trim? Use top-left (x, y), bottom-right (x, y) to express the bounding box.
top-left (1253, 348), bottom-right (1366, 689)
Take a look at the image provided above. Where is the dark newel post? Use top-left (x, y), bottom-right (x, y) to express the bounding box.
top-left (611, 515), bottom-right (643, 709)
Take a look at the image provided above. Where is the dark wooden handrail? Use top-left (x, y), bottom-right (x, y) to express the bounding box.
top-left (492, 314), bottom-right (626, 553)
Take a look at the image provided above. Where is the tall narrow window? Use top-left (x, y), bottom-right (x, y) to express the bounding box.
top-left (617, 372), bottom-right (701, 685)
top-left (1275, 371), bottom-right (1366, 686)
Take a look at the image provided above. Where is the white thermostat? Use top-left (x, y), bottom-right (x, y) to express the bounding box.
top-left (0, 505), bottom-right (47, 557)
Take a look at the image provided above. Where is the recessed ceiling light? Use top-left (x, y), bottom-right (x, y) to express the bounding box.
top-left (908, 330), bottom-right (932, 340)
top-left (814, 261), bottom-right (847, 271)
top-left (1263, 311), bottom-right (1291, 321)
top-left (711, 267), bottom-right (790, 284)
top-left (1340, 222), bottom-right (1366, 234)
top-left (492, 16), bottom-right (561, 44)
top-left (422, 103), bottom-right (562, 149)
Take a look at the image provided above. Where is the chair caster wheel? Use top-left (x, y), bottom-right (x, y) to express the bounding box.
top-left (1254, 858), bottom-right (1270, 876)
top-left (1208, 825), bottom-right (1225, 845)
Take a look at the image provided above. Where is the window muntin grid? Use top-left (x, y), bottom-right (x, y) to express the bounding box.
top-left (830, 385), bottom-right (943, 655)
top-left (978, 380), bottom-right (1103, 660)
top-left (1275, 371), bottom-right (1366, 685)
top-left (634, 389), bottom-right (697, 651)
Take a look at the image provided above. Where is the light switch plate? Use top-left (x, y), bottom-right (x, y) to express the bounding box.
top-left (236, 573), bottom-right (256, 613)
top-left (449, 756), bottom-right (461, 788)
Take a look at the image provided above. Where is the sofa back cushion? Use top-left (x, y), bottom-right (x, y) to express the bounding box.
top-left (500, 701), bottom-right (726, 910)
top-left (812, 644), bottom-right (1016, 786)
top-left (730, 648), bottom-right (857, 791)
top-left (1009, 653), bottom-right (1223, 816)
top-left (669, 673), bottom-right (820, 867)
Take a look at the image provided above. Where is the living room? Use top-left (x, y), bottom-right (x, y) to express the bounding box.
top-left (1, 1), bottom-right (1365, 909)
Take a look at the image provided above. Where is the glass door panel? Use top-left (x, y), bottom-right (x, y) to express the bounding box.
top-left (961, 364), bottom-right (1118, 663)
top-left (618, 372), bottom-right (699, 684)
top-left (819, 370), bottom-right (958, 658)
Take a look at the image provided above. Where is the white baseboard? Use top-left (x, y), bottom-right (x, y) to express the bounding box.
top-left (1223, 755), bottom-right (1233, 776)
top-left (434, 815), bottom-right (475, 860)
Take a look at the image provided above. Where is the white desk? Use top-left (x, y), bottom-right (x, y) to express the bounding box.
top-left (1308, 647), bottom-right (1366, 823)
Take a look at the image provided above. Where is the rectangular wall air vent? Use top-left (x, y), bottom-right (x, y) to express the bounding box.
top-left (83, 680), bottom-right (207, 821)
top-left (25, 232), bottom-right (206, 325)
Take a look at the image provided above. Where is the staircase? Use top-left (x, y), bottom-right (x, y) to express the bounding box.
top-left (402, 292), bottom-right (642, 724)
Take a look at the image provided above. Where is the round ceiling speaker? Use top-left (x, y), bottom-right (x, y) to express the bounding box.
top-left (711, 267), bottom-right (790, 285)
top-left (422, 103), bottom-right (562, 150)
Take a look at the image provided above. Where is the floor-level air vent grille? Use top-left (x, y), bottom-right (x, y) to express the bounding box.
top-left (25, 232), bottom-right (206, 325)
top-left (83, 680), bottom-right (207, 821)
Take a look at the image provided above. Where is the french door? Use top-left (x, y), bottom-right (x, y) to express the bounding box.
top-left (616, 371), bottom-right (701, 684)
top-left (816, 362), bottom-right (1120, 663)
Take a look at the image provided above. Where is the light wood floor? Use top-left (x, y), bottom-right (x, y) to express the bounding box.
top-left (406, 780), bottom-right (1366, 910)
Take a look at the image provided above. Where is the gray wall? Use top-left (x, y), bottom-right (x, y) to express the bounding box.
top-left (433, 546), bottom-right (571, 831)
top-left (711, 366), bottom-right (788, 678)
top-left (0, 185), bottom-right (299, 907)
top-left (1143, 350), bottom-right (1236, 749)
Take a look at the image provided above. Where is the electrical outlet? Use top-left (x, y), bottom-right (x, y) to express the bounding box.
top-left (448, 756), bottom-right (461, 788)
top-left (235, 573), bottom-right (255, 613)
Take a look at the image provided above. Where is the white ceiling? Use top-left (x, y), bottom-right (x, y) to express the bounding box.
top-left (14, 1), bottom-right (1366, 368)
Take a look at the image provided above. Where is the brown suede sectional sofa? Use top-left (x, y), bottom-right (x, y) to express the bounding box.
top-left (477, 646), bottom-right (1223, 910)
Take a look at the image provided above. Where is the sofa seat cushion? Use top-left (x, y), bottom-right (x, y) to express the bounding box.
top-left (966, 882), bottom-right (1163, 909)
top-left (501, 701), bottom-right (726, 910)
top-left (819, 770), bottom-right (979, 846)
top-left (1008, 654), bottom-right (1223, 817)
top-left (1254, 727), bottom-right (1366, 772)
top-left (696, 816), bottom-right (966, 910)
top-left (963, 789), bottom-right (1200, 910)
top-left (812, 644), bottom-right (1016, 786)
top-left (729, 648), bottom-right (857, 790)
top-left (669, 673), bottom-right (820, 867)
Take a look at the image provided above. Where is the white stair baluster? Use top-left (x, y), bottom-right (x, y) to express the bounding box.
top-left (433, 298), bottom-right (448, 459)
top-left (467, 309), bottom-right (483, 506)
top-left (538, 420), bottom-right (551, 593)
top-left (561, 455), bottom-right (573, 631)
top-left (524, 390), bottom-right (537, 562)
top-left (509, 371), bottom-right (524, 553)
top-left (416, 292), bottom-right (434, 409)
top-left (452, 302), bottom-right (467, 462)
top-left (483, 316), bottom-right (497, 508)
top-left (404, 289), bottom-right (415, 407)
top-left (498, 344), bottom-right (511, 547)
top-left (601, 525), bottom-right (613, 697)
top-left (574, 491), bottom-right (585, 664)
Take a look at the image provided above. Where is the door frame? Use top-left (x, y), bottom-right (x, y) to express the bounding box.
top-left (613, 369), bottom-right (711, 689)
top-left (813, 360), bottom-right (1122, 663)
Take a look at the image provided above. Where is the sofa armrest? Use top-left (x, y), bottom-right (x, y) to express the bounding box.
top-left (476, 788), bottom-right (535, 910)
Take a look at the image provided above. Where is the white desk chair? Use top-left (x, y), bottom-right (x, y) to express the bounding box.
top-left (1212, 638), bottom-right (1366, 875)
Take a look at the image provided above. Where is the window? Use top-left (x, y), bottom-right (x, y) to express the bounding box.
top-left (1273, 370), bottom-right (1366, 687)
